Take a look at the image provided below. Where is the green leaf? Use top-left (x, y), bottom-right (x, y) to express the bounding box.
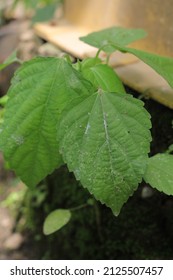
top-left (117, 46), bottom-right (173, 88)
top-left (166, 144), bottom-right (173, 154)
top-left (59, 90), bottom-right (151, 215)
top-left (80, 26), bottom-right (147, 53)
top-left (81, 62), bottom-right (126, 93)
top-left (0, 95), bottom-right (9, 107)
top-left (32, 3), bottom-right (57, 24)
top-left (0, 57), bottom-right (93, 187)
top-left (0, 51), bottom-right (20, 71)
top-left (13, 0), bottom-right (61, 9)
top-left (143, 154), bottom-right (173, 195)
top-left (80, 57), bottom-right (102, 69)
top-left (43, 209), bottom-right (71, 235)
top-left (73, 57), bottom-right (101, 72)
top-left (80, 27), bottom-right (173, 88)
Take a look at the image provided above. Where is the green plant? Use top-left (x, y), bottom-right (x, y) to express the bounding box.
top-left (0, 50), bottom-right (21, 71)
top-left (12, 0), bottom-right (63, 23)
top-left (13, 0), bottom-right (62, 9)
top-left (0, 51), bottom-right (21, 124)
top-left (0, 27), bottom-right (173, 231)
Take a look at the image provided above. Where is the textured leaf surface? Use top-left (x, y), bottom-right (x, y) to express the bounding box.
top-left (143, 154), bottom-right (173, 195)
top-left (59, 90), bottom-right (151, 215)
top-left (0, 57), bottom-right (93, 187)
top-left (80, 26), bottom-right (147, 53)
top-left (81, 63), bottom-right (126, 93)
top-left (43, 209), bottom-right (71, 235)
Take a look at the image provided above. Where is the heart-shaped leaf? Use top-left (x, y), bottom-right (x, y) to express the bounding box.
top-left (0, 57), bottom-right (93, 187)
top-left (43, 209), bottom-right (71, 235)
top-left (59, 90), bottom-right (151, 215)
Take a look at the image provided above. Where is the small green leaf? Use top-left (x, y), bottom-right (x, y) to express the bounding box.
top-left (80, 57), bottom-right (102, 69)
top-left (143, 154), bottom-right (173, 195)
top-left (0, 57), bottom-right (94, 187)
top-left (73, 57), bottom-right (101, 72)
top-left (59, 90), bottom-right (151, 215)
top-left (80, 27), bottom-right (173, 88)
top-left (80, 26), bottom-right (147, 53)
top-left (0, 51), bottom-right (20, 71)
top-left (32, 3), bottom-right (57, 24)
top-left (81, 63), bottom-right (126, 93)
top-left (43, 209), bottom-right (71, 235)
top-left (118, 46), bottom-right (173, 88)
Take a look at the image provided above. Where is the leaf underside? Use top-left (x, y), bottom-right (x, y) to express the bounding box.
top-left (0, 57), bottom-right (93, 187)
top-left (144, 154), bottom-right (173, 195)
top-left (59, 90), bottom-right (151, 215)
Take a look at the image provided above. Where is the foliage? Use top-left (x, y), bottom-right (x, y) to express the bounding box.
top-left (143, 154), bottom-right (173, 195)
top-left (58, 90), bottom-right (151, 215)
top-left (0, 51), bottom-right (20, 71)
top-left (43, 209), bottom-right (71, 235)
top-left (31, 3), bottom-right (58, 24)
top-left (0, 26), bottom-right (173, 233)
top-left (13, 0), bottom-right (62, 9)
top-left (12, 0), bottom-right (63, 23)
top-left (80, 27), bottom-right (173, 87)
top-left (80, 27), bottom-right (147, 53)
